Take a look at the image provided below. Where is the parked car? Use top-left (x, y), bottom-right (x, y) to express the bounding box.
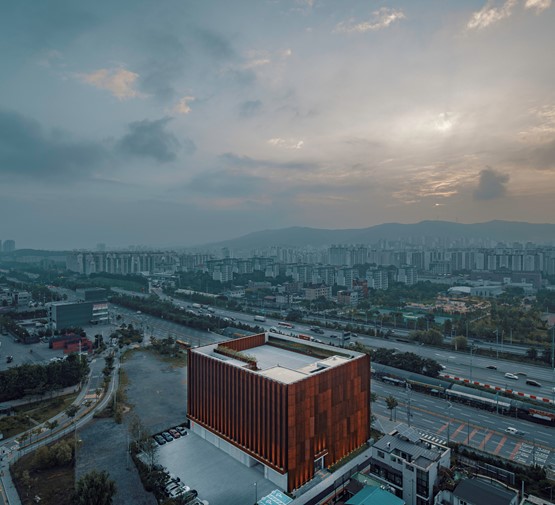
top-left (176, 426), bottom-right (187, 435)
top-left (162, 431), bottom-right (173, 442)
top-left (169, 428), bottom-right (180, 438)
top-left (504, 373), bottom-right (519, 380)
top-left (154, 434), bottom-right (166, 445)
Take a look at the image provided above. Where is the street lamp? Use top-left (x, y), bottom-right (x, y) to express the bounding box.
top-left (254, 482), bottom-right (258, 505)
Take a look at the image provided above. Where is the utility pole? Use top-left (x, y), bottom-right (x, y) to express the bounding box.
top-left (406, 383), bottom-right (412, 427)
top-left (447, 402), bottom-right (452, 444)
top-left (496, 328), bottom-right (499, 360)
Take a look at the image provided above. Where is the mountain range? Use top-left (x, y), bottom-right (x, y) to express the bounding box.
top-left (204, 221), bottom-right (555, 250)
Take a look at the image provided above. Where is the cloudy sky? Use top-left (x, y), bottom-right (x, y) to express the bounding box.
top-left (1, 0), bottom-right (554, 250)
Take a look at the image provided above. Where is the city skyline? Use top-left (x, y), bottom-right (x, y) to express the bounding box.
top-left (1, 0), bottom-right (554, 250)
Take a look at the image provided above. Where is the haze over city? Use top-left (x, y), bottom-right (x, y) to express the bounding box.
top-left (1, 0), bottom-right (554, 250)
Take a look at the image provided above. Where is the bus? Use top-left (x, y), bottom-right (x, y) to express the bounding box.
top-left (278, 321), bottom-right (294, 329)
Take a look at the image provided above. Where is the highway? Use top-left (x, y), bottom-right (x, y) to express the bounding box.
top-left (107, 294), bottom-right (555, 469)
top-left (372, 379), bottom-right (555, 468)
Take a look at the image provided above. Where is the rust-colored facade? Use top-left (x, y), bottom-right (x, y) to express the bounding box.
top-left (187, 333), bottom-right (370, 492)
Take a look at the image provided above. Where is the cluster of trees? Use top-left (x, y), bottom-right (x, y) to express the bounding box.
top-left (150, 336), bottom-right (180, 355)
top-left (33, 439), bottom-right (74, 469)
top-left (351, 343), bottom-right (442, 377)
top-left (111, 294), bottom-right (259, 336)
top-left (0, 354), bottom-right (89, 401)
top-left (111, 324), bottom-right (143, 346)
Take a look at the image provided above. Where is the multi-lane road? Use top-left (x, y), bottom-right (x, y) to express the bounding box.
top-left (109, 297), bottom-right (555, 468)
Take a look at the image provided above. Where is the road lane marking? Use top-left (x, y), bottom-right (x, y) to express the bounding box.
top-left (494, 436), bottom-right (507, 455)
top-left (510, 442), bottom-right (523, 460)
top-left (479, 431), bottom-right (493, 450)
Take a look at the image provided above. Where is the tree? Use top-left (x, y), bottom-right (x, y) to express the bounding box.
top-left (452, 335), bottom-right (468, 351)
top-left (66, 404), bottom-right (79, 420)
top-left (526, 347), bottom-right (538, 360)
top-left (385, 395), bottom-right (398, 421)
top-left (74, 470), bottom-right (116, 505)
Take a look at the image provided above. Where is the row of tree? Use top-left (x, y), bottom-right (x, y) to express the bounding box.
top-left (0, 354), bottom-right (89, 401)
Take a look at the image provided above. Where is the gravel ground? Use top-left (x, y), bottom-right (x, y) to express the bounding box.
top-left (122, 350), bottom-right (187, 435)
top-left (75, 349), bottom-right (186, 505)
top-left (76, 418), bottom-right (157, 505)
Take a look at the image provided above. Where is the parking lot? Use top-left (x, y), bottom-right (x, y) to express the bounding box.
top-left (156, 430), bottom-right (276, 505)
top-left (75, 348), bottom-right (279, 504)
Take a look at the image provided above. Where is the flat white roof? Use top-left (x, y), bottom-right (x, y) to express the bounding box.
top-left (195, 334), bottom-right (360, 384)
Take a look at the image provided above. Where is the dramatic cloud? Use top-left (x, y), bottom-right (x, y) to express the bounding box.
top-left (466, 0), bottom-right (517, 30)
top-left (0, 109), bottom-right (107, 181)
top-left (525, 0), bottom-right (552, 12)
top-left (335, 7), bottom-right (406, 33)
top-left (78, 68), bottom-right (143, 100)
top-left (473, 168), bottom-right (510, 200)
top-left (117, 117), bottom-right (190, 162)
top-left (174, 96), bottom-right (195, 115)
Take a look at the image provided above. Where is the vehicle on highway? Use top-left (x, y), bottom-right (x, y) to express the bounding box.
top-left (516, 372), bottom-right (527, 376)
top-left (504, 373), bottom-right (519, 380)
top-left (154, 434), bottom-right (166, 445)
top-left (329, 334), bottom-right (338, 339)
top-left (254, 315), bottom-right (266, 322)
top-left (310, 327), bottom-right (324, 334)
top-left (486, 365), bottom-right (497, 370)
top-left (169, 428), bottom-right (180, 438)
top-left (526, 379), bottom-right (542, 387)
top-left (505, 427), bottom-right (524, 436)
top-left (269, 326), bottom-right (278, 332)
top-left (278, 321), bottom-right (294, 329)
top-left (6, 356), bottom-right (13, 363)
top-left (162, 431), bottom-right (173, 442)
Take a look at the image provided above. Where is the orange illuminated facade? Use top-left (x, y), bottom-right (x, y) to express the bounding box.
top-left (187, 333), bottom-right (370, 492)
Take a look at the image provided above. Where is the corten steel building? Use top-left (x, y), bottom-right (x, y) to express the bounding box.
top-left (187, 332), bottom-right (370, 492)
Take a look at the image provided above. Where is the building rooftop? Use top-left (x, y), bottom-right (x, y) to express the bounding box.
top-left (346, 485), bottom-right (405, 505)
top-left (454, 478), bottom-right (517, 505)
top-left (373, 426), bottom-right (447, 469)
top-left (195, 333), bottom-right (362, 385)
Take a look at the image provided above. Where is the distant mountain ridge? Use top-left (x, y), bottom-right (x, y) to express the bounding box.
top-left (204, 221), bottom-right (555, 249)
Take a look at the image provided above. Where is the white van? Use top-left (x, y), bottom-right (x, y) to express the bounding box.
top-left (505, 427), bottom-right (523, 436)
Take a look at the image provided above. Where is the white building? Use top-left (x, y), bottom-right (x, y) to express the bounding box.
top-left (369, 426), bottom-right (451, 505)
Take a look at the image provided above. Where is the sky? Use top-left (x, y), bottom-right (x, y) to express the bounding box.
top-left (1, 0), bottom-right (554, 250)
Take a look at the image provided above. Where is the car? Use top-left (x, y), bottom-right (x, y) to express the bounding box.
top-left (154, 434), bottom-right (166, 445)
top-left (486, 365), bottom-right (497, 370)
top-left (6, 356), bottom-right (13, 363)
top-left (504, 373), bottom-right (519, 380)
top-left (516, 372), bottom-right (527, 376)
top-left (310, 327), bottom-right (324, 334)
top-left (329, 334), bottom-right (338, 339)
top-left (526, 379), bottom-right (542, 387)
top-left (162, 431), bottom-right (173, 442)
top-left (505, 427), bottom-right (524, 436)
top-left (440, 364), bottom-right (446, 370)
top-left (343, 331), bottom-right (351, 337)
top-left (169, 428), bottom-right (180, 438)
top-left (176, 426), bottom-right (187, 435)
top-left (269, 326), bottom-right (278, 332)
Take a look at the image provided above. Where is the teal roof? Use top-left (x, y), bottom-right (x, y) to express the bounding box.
top-left (346, 486), bottom-right (405, 505)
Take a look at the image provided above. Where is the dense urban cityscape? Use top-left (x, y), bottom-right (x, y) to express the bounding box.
top-left (2, 0), bottom-right (555, 504)
top-left (0, 223), bottom-right (554, 505)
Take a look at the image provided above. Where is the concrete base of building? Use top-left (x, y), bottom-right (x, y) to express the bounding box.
top-left (191, 421), bottom-right (289, 490)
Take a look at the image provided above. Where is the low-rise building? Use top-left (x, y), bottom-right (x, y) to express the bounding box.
top-left (368, 425), bottom-right (450, 505)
